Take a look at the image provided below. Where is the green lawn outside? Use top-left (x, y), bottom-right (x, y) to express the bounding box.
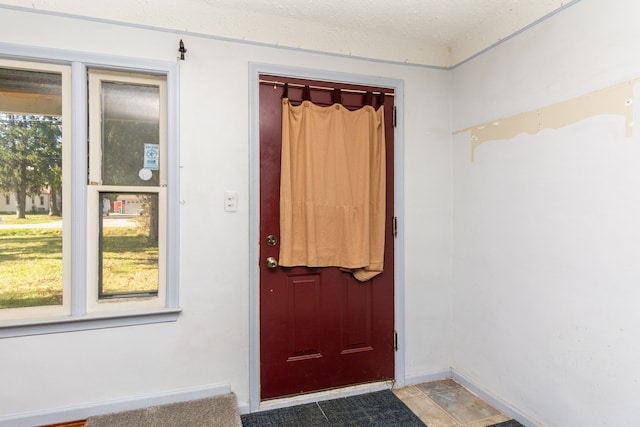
top-left (0, 213), bottom-right (62, 224)
top-left (0, 228), bottom-right (63, 308)
top-left (0, 218), bottom-right (158, 309)
top-left (101, 227), bottom-right (159, 295)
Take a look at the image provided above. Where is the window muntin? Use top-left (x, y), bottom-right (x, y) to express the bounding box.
top-left (0, 60), bottom-right (70, 319)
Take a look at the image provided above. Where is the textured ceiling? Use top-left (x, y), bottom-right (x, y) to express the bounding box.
top-left (0, 0), bottom-right (576, 67)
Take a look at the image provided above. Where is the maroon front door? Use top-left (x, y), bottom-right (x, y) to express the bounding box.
top-left (259, 75), bottom-right (395, 399)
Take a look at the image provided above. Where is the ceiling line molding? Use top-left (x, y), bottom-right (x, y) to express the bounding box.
top-left (0, 1), bottom-right (582, 70)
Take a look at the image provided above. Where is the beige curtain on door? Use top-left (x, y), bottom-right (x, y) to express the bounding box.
top-left (279, 97), bottom-right (386, 281)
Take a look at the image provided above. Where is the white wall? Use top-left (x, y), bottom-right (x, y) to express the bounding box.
top-left (452, 0), bottom-right (640, 425)
top-left (6, 1), bottom-right (639, 425)
top-left (0, 6), bottom-right (452, 422)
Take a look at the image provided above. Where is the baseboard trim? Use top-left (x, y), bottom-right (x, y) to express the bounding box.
top-left (451, 369), bottom-right (543, 427)
top-left (0, 383), bottom-right (232, 427)
top-left (403, 369), bottom-right (453, 386)
top-left (403, 368), bottom-right (544, 427)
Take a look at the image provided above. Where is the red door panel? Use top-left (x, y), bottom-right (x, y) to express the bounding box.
top-left (287, 274), bottom-right (322, 361)
top-left (259, 75), bottom-right (395, 399)
top-left (340, 278), bottom-right (373, 354)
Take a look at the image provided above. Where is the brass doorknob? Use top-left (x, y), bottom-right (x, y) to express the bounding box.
top-left (266, 257), bottom-right (278, 269)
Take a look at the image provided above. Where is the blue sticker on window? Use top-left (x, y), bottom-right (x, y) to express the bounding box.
top-left (144, 143), bottom-right (160, 170)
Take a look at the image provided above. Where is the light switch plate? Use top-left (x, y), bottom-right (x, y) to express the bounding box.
top-left (224, 191), bottom-right (238, 212)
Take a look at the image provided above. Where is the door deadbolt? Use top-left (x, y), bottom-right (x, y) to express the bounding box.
top-left (266, 235), bottom-right (278, 247)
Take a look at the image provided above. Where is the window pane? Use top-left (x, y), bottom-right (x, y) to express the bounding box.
top-left (0, 68), bottom-right (63, 309)
top-left (101, 82), bottom-right (160, 186)
top-left (99, 192), bottom-right (158, 298)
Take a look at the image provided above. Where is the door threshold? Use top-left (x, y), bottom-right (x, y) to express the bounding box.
top-left (257, 380), bottom-right (394, 412)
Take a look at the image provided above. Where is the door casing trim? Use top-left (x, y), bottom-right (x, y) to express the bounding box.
top-left (248, 62), bottom-right (405, 412)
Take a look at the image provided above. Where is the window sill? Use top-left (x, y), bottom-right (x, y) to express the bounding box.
top-left (0, 307), bottom-right (182, 338)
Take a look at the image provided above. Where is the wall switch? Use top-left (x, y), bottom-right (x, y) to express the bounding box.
top-left (224, 191), bottom-right (238, 212)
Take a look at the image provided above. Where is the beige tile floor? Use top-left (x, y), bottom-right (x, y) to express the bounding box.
top-left (393, 379), bottom-right (513, 427)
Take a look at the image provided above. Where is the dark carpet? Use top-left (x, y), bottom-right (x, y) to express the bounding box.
top-left (241, 390), bottom-right (426, 427)
top-left (487, 421), bottom-right (525, 427)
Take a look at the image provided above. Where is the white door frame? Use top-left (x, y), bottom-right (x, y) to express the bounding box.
top-left (248, 62), bottom-right (406, 412)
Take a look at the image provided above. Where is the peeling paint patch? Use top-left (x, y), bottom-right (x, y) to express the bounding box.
top-left (455, 80), bottom-right (637, 160)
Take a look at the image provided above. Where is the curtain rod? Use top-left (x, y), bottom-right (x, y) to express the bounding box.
top-left (258, 79), bottom-right (395, 96)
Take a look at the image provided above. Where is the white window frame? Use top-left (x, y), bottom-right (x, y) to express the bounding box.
top-left (86, 70), bottom-right (168, 313)
top-left (0, 44), bottom-right (180, 338)
top-left (0, 58), bottom-right (72, 322)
